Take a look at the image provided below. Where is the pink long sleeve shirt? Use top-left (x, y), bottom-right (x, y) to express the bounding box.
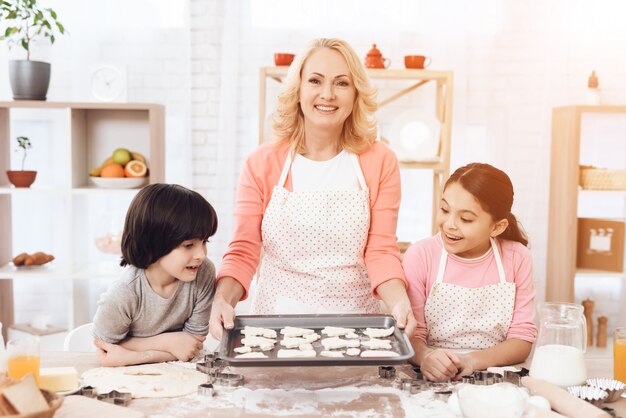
top-left (403, 235), bottom-right (537, 345)
top-left (218, 140), bottom-right (407, 300)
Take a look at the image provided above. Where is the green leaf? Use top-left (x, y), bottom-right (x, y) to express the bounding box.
top-left (50, 9), bottom-right (56, 19)
top-left (50, 34), bottom-right (54, 43)
top-left (56, 22), bottom-right (64, 34)
top-left (21, 38), bottom-right (28, 51)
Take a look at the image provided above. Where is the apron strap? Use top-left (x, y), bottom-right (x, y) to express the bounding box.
top-left (350, 153), bottom-right (368, 191)
top-left (435, 234), bottom-right (507, 284)
top-left (490, 237), bottom-right (507, 284)
top-left (277, 151), bottom-right (293, 188)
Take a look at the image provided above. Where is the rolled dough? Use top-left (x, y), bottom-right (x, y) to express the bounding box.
top-left (81, 363), bottom-right (206, 398)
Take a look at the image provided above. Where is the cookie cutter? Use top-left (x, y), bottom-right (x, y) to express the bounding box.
top-left (77, 386), bottom-right (97, 398)
top-left (196, 356), bottom-right (226, 377)
top-left (96, 389), bottom-right (133, 406)
top-left (216, 373), bottom-right (244, 387)
top-left (379, 366), bottom-right (396, 379)
top-left (198, 382), bottom-right (216, 397)
top-left (473, 371), bottom-right (502, 385)
top-left (393, 377), bottom-right (424, 394)
top-left (433, 389), bottom-right (453, 401)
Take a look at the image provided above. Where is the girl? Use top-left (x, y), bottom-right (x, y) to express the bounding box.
top-left (93, 183), bottom-right (218, 366)
top-left (404, 163), bottom-right (537, 381)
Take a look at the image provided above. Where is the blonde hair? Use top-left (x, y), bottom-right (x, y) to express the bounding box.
top-left (272, 38), bottom-right (378, 154)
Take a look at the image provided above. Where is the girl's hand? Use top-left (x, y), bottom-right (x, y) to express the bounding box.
top-left (209, 294), bottom-right (236, 340)
top-left (167, 332), bottom-right (205, 362)
top-left (454, 352), bottom-right (479, 380)
top-left (420, 348), bottom-right (462, 382)
top-left (390, 299), bottom-right (417, 338)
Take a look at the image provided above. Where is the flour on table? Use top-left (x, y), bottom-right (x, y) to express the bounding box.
top-left (320, 350), bottom-right (344, 358)
top-left (361, 338), bottom-right (392, 350)
top-left (321, 337), bottom-right (361, 350)
top-left (360, 350), bottom-right (399, 357)
top-left (241, 326), bottom-right (277, 339)
top-left (321, 326), bottom-right (356, 337)
top-left (234, 346), bottom-right (252, 354)
top-left (81, 363), bottom-right (206, 398)
top-left (277, 349), bottom-right (316, 358)
top-left (235, 352), bottom-right (268, 359)
top-left (280, 326), bottom-right (315, 337)
top-left (363, 326), bottom-right (395, 338)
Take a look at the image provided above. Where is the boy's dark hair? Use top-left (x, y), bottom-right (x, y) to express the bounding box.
top-left (120, 183), bottom-right (218, 268)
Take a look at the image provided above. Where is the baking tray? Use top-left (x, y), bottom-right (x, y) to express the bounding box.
top-left (219, 314), bottom-right (415, 367)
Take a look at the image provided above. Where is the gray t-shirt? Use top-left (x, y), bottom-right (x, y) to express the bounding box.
top-left (93, 258), bottom-right (216, 343)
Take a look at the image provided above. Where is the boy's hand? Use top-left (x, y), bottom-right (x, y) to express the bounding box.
top-left (166, 332), bottom-right (205, 362)
top-left (420, 348), bottom-right (461, 382)
top-left (95, 339), bottom-right (138, 367)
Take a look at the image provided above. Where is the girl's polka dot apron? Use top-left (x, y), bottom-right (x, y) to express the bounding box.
top-left (251, 151), bottom-right (380, 315)
top-left (424, 236), bottom-right (515, 349)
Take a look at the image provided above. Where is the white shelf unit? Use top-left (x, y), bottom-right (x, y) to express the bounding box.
top-left (0, 101), bottom-right (165, 340)
top-left (258, 67), bottom-right (453, 241)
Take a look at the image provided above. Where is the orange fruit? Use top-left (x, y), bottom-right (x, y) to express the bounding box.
top-left (124, 160), bottom-right (147, 178)
top-left (100, 163), bottom-right (125, 178)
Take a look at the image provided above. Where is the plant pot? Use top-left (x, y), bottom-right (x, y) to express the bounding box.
top-left (6, 170), bottom-right (37, 188)
top-left (8, 60), bottom-right (51, 101)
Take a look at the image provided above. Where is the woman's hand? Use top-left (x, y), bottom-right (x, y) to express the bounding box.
top-left (209, 277), bottom-right (245, 340)
top-left (420, 348), bottom-right (462, 382)
top-left (453, 352), bottom-right (479, 380)
top-left (208, 294), bottom-right (236, 340)
top-left (390, 299), bottom-right (417, 338)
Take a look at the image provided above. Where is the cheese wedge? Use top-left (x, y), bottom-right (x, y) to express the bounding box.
top-left (39, 367), bottom-right (79, 392)
top-left (2, 374), bottom-right (49, 414)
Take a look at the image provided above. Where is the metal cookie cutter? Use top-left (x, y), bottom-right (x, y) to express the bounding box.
top-left (96, 389), bottom-right (133, 406)
top-left (198, 382), bottom-right (216, 397)
top-left (393, 378), bottom-right (424, 394)
top-left (77, 386), bottom-right (97, 398)
top-left (379, 366), bottom-right (396, 379)
top-left (216, 373), bottom-right (244, 387)
top-left (473, 371), bottom-right (502, 385)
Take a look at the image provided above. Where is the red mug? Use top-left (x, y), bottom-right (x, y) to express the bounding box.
top-left (404, 55), bottom-right (431, 69)
top-left (274, 53), bottom-right (295, 66)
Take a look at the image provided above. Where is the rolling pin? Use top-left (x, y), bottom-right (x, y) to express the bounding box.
top-left (521, 376), bottom-right (610, 418)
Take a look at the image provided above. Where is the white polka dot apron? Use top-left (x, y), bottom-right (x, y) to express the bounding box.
top-left (250, 151), bottom-right (380, 315)
top-left (424, 236), bottom-right (515, 350)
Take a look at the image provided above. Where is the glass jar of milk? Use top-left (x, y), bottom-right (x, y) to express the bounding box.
top-left (529, 302), bottom-right (587, 387)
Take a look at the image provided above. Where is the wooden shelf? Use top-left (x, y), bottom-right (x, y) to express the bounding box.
top-left (547, 105), bottom-right (626, 302)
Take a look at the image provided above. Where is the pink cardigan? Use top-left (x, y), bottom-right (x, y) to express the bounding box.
top-left (217, 140), bottom-right (407, 300)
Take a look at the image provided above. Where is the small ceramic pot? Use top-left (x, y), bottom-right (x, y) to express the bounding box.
top-left (7, 170), bottom-right (37, 188)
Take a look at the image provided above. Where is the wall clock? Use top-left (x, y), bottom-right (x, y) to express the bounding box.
top-left (90, 65), bottom-right (127, 102)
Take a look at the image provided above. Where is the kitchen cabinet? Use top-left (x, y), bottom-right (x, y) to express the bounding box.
top-left (258, 67), bottom-right (453, 238)
top-left (0, 101), bottom-right (164, 340)
top-left (546, 105), bottom-right (626, 303)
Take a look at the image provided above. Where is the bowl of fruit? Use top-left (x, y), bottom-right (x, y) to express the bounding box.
top-left (89, 148), bottom-right (149, 189)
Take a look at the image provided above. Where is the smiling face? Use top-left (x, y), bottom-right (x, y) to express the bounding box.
top-left (151, 238), bottom-right (207, 284)
top-left (437, 182), bottom-right (508, 258)
top-left (298, 47), bottom-right (356, 136)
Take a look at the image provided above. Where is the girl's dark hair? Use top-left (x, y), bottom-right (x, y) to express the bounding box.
top-left (444, 163), bottom-right (529, 247)
top-left (120, 183), bottom-right (218, 268)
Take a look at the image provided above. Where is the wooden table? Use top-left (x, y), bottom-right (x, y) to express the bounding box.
top-left (43, 352), bottom-right (626, 418)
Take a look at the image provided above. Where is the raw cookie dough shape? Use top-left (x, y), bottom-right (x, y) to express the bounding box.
top-left (321, 326), bottom-right (356, 337)
top-left (277, 349), bottom-right (317, 358)
top-left (81, 363), bottom-right (206, 398)
top-left (361, 338), bottom-right (392, 350)
top-left (280, 327), bottom-right (315, 337)
top-left (321, 337), bottom-right (361, 350)
top-left (241, 326), bottom-right (277, 339)
top-left (360, 350), bottom-right (399, 357)
top-left (235, 352), bottom-right (268, 359)
top-left (363, 326), bottom-right (395, 338)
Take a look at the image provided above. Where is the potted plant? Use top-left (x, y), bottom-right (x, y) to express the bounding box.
top-left (0, 0), bottom-right (65, 100)
top-left (6, 136), bottom-right (37, 187)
